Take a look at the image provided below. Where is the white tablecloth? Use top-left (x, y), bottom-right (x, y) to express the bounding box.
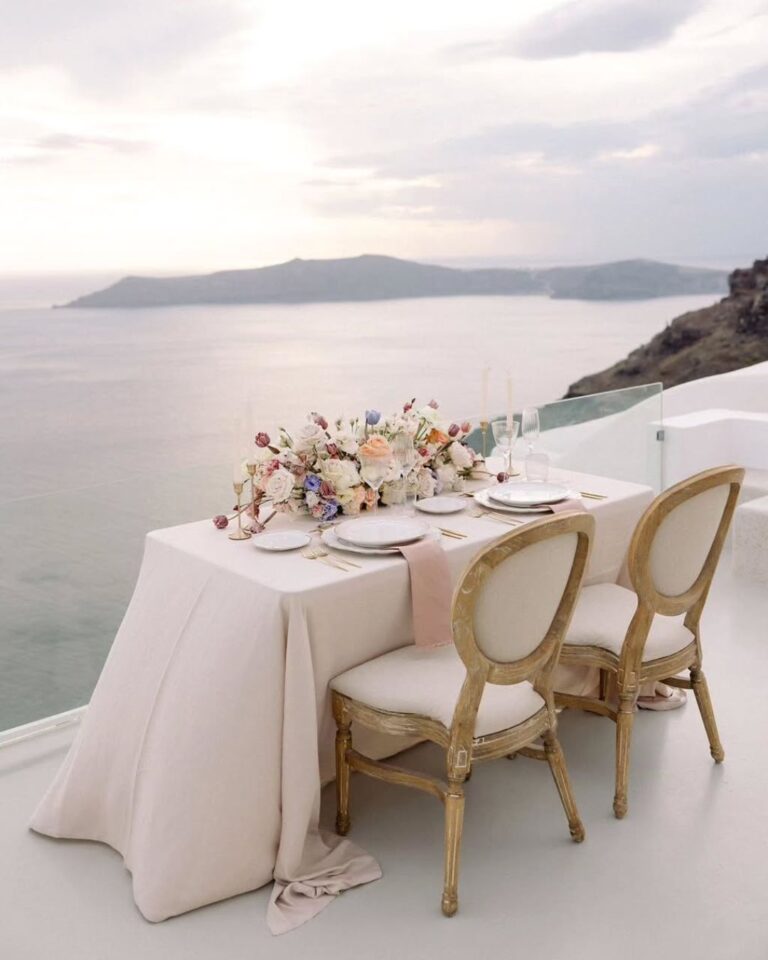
top-left (30, 468), bottom-right (653, 932)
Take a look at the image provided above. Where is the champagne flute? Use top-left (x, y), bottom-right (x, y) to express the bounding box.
top-left (360, 456), bottom-right (390, 513)
top-left (522, 406), bottom-right (547, 481)
top-left (491, 418), bottom-right (519, 476)
top-left (521, 406), bottom-right (540, 453)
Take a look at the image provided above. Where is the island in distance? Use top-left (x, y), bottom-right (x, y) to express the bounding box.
top-left (61, 254), bottom-right (727, 309)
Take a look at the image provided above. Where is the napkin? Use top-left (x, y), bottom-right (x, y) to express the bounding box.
top-left (398, 538), bottom-right (454, 648)
top-left (547, 498), bottom-right (587, 514)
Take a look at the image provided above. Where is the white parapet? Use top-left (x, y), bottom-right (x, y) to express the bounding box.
top-left (662, 409), bottom-right (768, 494)
top-left (734, 496), bottom-right (768, 583)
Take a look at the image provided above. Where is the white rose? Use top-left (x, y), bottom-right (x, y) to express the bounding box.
top-left (278, 449), bottom-right (303, 469)
top-left (416, 467), bottom-right (437, 499)
top-left (264, 467), bottom-right (296, 503)
top-left (337, 487), bottom-right (364, 515)
top-left (436, 463), bottom-right (458, 491)
top-left (332, 428), bottom-right (359, 456)
top-left (319, 458), bottom-right (358, 492)
top-left (293, 422), bottom-right (326, 453)
top-left (418, 404), bottom-right (440, 425)
top-left (340, 459), bottom-right (361, 488)
top-left (448, 441), bottom-right (473, 470)
top-left (381, 479), bottom-right (406, 506)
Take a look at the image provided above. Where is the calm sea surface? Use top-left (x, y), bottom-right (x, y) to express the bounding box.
top-left (0, 292), bottom-right (717, 728)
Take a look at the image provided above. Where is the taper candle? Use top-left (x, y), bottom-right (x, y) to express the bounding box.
top-left (506, 374), bottom-right (514, 431)
top-left (481, 366), bottom-right (490, 424)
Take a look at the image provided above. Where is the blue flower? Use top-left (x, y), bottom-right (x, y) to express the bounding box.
top-left (365, 409), bottom-right (381, 425)
top-left (321, 500), bottom-right (339, 521)
top-left (304, 474), bottom-right (322, 493)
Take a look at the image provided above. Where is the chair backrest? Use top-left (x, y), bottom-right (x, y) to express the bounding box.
top-left (452, 512), bottom-right (594, 689)
top-left (627, 465), bottom-right (744, 617)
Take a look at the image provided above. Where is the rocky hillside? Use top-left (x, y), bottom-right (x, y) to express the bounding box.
top-left (565, 257), bottom-right (768, 397)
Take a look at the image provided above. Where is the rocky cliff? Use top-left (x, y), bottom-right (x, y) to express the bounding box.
top-left (565, 257), bottom-right (768, 397)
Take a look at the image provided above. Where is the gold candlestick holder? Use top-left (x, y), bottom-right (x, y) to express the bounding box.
top-left (480, 420), bottom-right (489, 459)
top-left (228, 481), bottom-right (252, 540)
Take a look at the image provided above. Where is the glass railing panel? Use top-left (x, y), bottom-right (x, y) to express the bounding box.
top-left (467, 383), bottom-right (663, 490)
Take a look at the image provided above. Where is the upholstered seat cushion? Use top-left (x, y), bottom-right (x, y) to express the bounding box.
top-left (331, 644), bottom-right (546, 738)
top-left (564, 583), bottom-right (694, 662)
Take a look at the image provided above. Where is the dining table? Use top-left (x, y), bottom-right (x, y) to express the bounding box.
top-left (30, 464), bottom-right (655, 934)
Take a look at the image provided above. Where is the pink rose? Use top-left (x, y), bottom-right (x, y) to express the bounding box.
top-left (255, 432), bottom-right (270, 447)
top-left (461, 421), bottom-right (472, 434)
top-left (319, 480), bottom-right (335, 498)
top-left (427, 399), bottom-right (439, 409)
top-left (313, 413), bottom-right (329, 430)
top-left (326, 442), bottom-right (339, 457)
top-left (448, 423), bottom-right (460, 437)
top-left (212, 514), bottom-right (229, 529)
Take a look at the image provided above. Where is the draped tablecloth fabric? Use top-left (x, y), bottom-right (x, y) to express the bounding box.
top-left (30, 468), bottom-right (653, 932)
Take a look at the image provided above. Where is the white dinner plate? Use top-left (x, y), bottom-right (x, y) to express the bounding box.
top-left (335, 516), bottom-right (430, 548)
top-left (252, 530), bottom-right (312, 552)
top-left (321, 526), bottom-right (440, 556)
top-left (489, 481), bottom-right (570, 507)
top-left (473, 488), bottom-right (579, 515)
top-left (415, 497), bottom-right (466, 515)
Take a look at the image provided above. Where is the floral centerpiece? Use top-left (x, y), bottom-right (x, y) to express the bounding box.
top-left (245, 400), bottom-right (478, 521)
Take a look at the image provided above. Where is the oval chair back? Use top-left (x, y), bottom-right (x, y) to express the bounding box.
top-left (627, 465), bottom-right (744, 624)
top-left (451, 512), bottom-right (594, 700)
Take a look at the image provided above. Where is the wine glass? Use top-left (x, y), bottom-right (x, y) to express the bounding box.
top-left (359, 456), bottom-right (390, 513)
top-left (491, 418), bottom-right (519, 476)
top-left (521, 406), bottom-right (540, 453)
top-left (391, 434), bottom-right (418, 513)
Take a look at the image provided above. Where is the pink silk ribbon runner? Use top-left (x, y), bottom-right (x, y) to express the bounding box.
top-left (398, 538), bottom-right (454, 648)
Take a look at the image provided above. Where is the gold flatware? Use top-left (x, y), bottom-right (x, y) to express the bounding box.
top-left (579, 491), bottom-right (607, 500)
top-left (315, 546), bottom-right (362, 569)
top-left (469, 508), bottom-right (524, 526)
top-left (439, 528), bottom-right (467, 539)
top-left (302, 547), bottom-right (350, 572)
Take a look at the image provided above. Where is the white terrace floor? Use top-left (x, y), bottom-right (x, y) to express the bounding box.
top-left (2, 552), bottom-right (767, 960)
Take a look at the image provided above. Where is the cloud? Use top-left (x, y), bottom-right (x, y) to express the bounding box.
top-left (505, 0), bottom-right (703, 59)
top-left (0, 0), bottom-right (248, 94)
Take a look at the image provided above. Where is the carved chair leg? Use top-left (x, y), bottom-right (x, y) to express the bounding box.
top-left (690, 667), bottom-right (724, 762)
top-left (543, 730), bottom-right (585, 842)
top-left (333, 695), bottom-right (352, 835)
top-left (441, 780), bottom-right (465, 917)
top-left (614, 691), bottom-right (636, 819)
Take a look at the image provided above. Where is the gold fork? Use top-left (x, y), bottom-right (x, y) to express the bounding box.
top-left (469, 508), bottom-right (524, 526)
top-left (438, 527), bottom-right (467, 539)
top-left (301, 547), bottom-right (351, 571)
top-left (579, 491), bottom-right (607, 500)
top-left (315, 546), bottom-right (362, 568)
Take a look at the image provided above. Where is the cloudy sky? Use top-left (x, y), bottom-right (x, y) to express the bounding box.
top-left (1, 0), bottom-right (767, 273)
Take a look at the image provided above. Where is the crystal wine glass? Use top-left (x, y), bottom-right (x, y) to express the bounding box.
top-left (491, 418), bottom-right (519, 476)
top-left (391, 434), bottom-right (418, 513)
top-left (360, 456), bottom-right (390, 512)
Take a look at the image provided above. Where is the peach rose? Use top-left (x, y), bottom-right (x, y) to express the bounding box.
top-left (359, 435), bottom-right (392, 460)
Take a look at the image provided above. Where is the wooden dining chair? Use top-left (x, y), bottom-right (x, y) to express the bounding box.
top-left (556, 465), bottom-right (744, 819)
top-left (330, 512), bottom-right (594, 917)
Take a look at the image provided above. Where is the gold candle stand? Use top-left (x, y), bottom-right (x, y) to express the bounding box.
top-left (228, 481), bottom-right (252, 540)
top-left (480, 420), bottom-right (489, 459)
